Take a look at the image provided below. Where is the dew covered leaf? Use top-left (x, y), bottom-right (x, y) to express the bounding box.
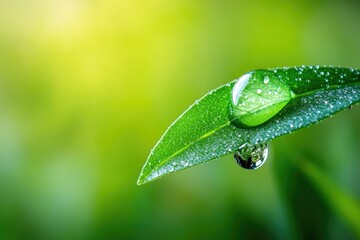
top-left (137, 66), bottom-right (360, 185)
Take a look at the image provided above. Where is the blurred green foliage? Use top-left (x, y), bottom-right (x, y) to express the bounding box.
top-left (0, 0), bottom-right (359, 239)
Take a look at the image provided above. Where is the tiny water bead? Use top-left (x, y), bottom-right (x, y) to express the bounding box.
top-left (234, 143), bottom-right (268, 170)
top-left (229, 70), bottom-right (293, 128)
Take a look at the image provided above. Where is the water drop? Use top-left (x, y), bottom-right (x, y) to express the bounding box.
top-left (151, 171), bottom-right (159, 179)
top-left (263, 76), bottom-right (270, 84)
top-left (229, 70), bottom-right (293, 128)
top-left (234, 143), bottom-right (268, 170)
top-left (180, 160), bottom-right (189, 167)
top-left (167, 165), bottom-right (175, 172)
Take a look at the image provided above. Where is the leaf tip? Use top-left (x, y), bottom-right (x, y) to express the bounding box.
top-left (136, 178), bottom-right (144, 186)
top-left (136, 171), bottom-right (147, 185)
top-left (136, 167), bottom-right (154, 185)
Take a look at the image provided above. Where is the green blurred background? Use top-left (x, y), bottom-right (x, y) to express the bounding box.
top-left (0, 0), bottom-right (360, 239)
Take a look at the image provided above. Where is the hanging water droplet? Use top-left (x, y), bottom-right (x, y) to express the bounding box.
top-left (167, 165), bottom-right (175, 172)
top-left (348, 105), bottom-right (353, 110)
top-left (234, 143), bottom-right (268, 170)
top-left (229, 70), bottom-right (293, 128)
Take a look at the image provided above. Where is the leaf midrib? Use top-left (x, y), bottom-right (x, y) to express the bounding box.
top-left (236, 96), bottom-right (291, 115)
top-left (153, 121), bottom-right (231, 170)
top-left (149, 83), bottom-right (360, 174)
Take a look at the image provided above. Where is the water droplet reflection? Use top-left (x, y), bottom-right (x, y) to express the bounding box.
top-left (234, 143), bottom-right (268, 170)
top-left (229, 70), bottom-right (292, 128)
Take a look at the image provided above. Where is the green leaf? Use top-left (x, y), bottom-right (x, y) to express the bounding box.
top-left (137, 66), bottom-right (360, 185)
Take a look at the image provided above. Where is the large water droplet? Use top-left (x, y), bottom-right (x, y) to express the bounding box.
top-left (229, 70), bottom-right (293, 127)
top-left (234, 143), bottom-right (268, 170)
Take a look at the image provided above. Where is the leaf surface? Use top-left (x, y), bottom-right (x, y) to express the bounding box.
top-left (137, 66), bottom-right (360, 185)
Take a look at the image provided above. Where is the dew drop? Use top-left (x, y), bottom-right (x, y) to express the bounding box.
top-left (167, 165), bottom-right (175, 172)
top-left (234, 143), bottom-right (268, 170)
top-left (263, 76), bottom-right (270, 84)
top-left (180, 160), bottom-right (189, 167)
top-left (229, 70), bottom-right (293, 128)
top-left (151, 171), bottom-right (159, 179)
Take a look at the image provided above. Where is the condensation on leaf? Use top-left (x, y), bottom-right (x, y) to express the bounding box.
top-left (137, 66), bottom-right (360, 185)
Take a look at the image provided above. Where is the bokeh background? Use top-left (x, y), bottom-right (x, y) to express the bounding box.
top-left (0, 0), bottom-right (360, 239)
